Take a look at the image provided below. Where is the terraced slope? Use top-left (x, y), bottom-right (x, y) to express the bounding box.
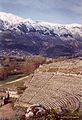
top-left (16, 59), bottom-right (82, 111)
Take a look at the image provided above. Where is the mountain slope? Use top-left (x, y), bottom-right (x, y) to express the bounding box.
top-left (0, 12), bottom-right (82, 57)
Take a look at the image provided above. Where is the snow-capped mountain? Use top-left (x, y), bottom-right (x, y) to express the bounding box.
top-left (0, 12), bottom-right (81, 35)
top-left (0, 12), bottom-right (24, 28)
top-left (0, 12), bottom-right (82, 57)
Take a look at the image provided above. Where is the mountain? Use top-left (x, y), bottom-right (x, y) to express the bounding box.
top-left (0, 12), bottom-right (82, 57)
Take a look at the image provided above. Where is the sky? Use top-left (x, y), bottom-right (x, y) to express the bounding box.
top-left (0, 0), bottom-right (82, 24)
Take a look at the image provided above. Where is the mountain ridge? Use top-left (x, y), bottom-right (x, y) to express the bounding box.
top-left (0, 12), bottom-right (81, 29)
top-left (0, 12), bottom-right (82, 57)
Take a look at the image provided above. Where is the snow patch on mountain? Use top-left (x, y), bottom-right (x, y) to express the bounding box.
top-left (0, 12), bottom-right (24, 28)
top-left (0, 12), bottom-right (82, 36)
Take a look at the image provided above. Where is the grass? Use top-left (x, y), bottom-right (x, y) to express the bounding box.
top-left (0, 73), bottom-right (27, 85)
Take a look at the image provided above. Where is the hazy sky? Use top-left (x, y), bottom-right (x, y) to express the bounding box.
top-left (0, 0), bottom-right (81, 24)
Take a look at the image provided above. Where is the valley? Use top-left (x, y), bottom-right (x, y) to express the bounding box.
top-left (0, 56), bottom-right (82, 119)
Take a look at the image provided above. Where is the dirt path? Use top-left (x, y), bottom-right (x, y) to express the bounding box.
top-left (5, 75), bottom-right (29, 84)
top-left (0, 75), bottom-right (29, 86)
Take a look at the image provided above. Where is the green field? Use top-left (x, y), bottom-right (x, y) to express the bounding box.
top-left (0, 74), bottom-right (27, 85)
